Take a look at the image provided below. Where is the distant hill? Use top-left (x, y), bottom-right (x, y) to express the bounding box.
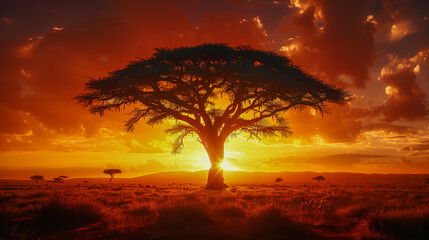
top-left (71, 171), bottom-right (428, 184)
top-left (3, 171), bottom-right (428, 184)
top-left (129, 171), bottom-right (429, 184)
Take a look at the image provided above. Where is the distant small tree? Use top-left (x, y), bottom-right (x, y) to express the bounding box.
top-left (426, 178), bottom-right (429, 184)
top-left (103, 169), bottom-right (122, 183)
top-left (275, 177), bottom-right (283, 183)
top-left (52, 177), bottom-right (64, 183)
top-left (30, 175), bottom-right (44, 184)
top-left (312, 176), bottom-right (326, 184)
top-left (50, 175), bottom-right (68, 183)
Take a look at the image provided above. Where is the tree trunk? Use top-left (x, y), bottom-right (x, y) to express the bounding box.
top-left (205, 138), bottom-right (228, 189)
top-left (109, 174), bottom-right (113, 183)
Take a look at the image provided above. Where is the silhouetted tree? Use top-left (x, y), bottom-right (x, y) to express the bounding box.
top-left (76, 43), bottom-right (349, 189)
top-left (50, 175), bottom-right (68, 183)
top-left (275, 177), bottom-right (283, 183)
top-left (52, 177), bottom-right (64, 183)
top-left (103, 169), bottom-right (122, 183)
top-left (426, 178), bottom-right (429, 184)
top-left (30, 175), bottom-right (44, 184)
top-left (312, 176), bottom-right (326, 184)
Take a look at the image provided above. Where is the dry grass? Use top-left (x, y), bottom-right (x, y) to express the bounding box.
top-left (0, 182), bottom-right (428, 239)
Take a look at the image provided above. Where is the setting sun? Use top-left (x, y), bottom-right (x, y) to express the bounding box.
top-left (220, 160), bottom-right (241, 171)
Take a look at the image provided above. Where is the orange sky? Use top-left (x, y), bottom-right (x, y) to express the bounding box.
top-left (1, 0), bottom-right (429, 179)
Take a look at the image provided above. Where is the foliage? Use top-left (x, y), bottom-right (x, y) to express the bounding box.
top-left (103, 169), bottom-right (122, 175)
top-left (30, 175), bottom-right (44, 182)
top-left (312, 176), bottom-right (326, 182)
top-left (275, 177), bottom-right (283, 183)
top-left (76, 43), bottom-right (349, 154)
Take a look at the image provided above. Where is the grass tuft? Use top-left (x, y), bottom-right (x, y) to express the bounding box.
top-left (156, 203), bottom-right (213, 229)
top-left (367, 209), bottom-right (429, 239)
top-left (33, 193), bottom-right (102, 233)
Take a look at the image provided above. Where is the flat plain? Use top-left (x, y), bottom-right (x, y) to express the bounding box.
top-left (1, 179), bottom-right (428, 240)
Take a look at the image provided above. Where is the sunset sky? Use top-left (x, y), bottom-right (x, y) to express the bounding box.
top-left (1, 0), bottom-right (429, 179)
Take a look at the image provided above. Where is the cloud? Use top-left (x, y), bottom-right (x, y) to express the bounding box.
top-left (0, 108), bottom-right (30, 134)
top-left (193, 13), bottom-right (268, 48)
top-left (401, 140), bottom-right (429, 151)
top-left (375, 51), bottom-right (429, 122)
top-left (286, 103), bottom-right (364, 143)
top-left (0, 166), bottom-right (103, 179)
top-left (1, 17), bottom-right (15, 24)
top-left (306, 153), bottom-right (388, 168)
top-left (381, 0), bottom-right (429, 43)
top-left (280, 0), bottom-right (376, 88)
top-left (127, 160), bottom-right (170, 173)
top-left (363, 122), bottom-right (418, 135)
top-left (0, 1), bottom-right (271, 153)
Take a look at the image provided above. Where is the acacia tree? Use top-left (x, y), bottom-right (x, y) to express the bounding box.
top-left (52, 177), bottom-right (64, 183)
top-left (275, 177), bottom-right (283, 183)
top-left (103, 169), bottom-right (122, 183)
top-left (312, 176), bottom-right (326, 184)
top-left (76, 44), bottom-right (349, 189)
top-left (30, 175), bottom-right (44, 184)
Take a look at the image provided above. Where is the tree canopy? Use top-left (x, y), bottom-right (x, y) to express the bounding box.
top-left (30, 175), bottom-right (44, 183)
top-left (103, 169), bottom-right (122, 183)
top-left (103, 169), bottom-right (122, 175)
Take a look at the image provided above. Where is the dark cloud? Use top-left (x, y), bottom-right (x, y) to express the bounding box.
top-left (0, 166), bottom-right (103, 179)
top-left (280, 0), bottom-right (376, 88)
top-left (0, 0), bottom-right (271, 151)
top-left (378, 0), bottom-right (429, 54)
top-left (307, 153), bottom-right (388, 168)
top-left (401, 140), bottom-right (429, 151)
top-left (375, 54), bottom-right (428, 122)
top-left (287, 103), bottom-right (364, 143)
top-left (363, 122), bottom-right (418, 134)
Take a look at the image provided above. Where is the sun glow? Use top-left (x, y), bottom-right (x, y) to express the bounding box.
top-left (220, 160), bottom-right (241, 171)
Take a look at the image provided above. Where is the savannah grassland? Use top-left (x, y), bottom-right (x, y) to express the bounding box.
top-left (1, 181), bottom-right (428, 240)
